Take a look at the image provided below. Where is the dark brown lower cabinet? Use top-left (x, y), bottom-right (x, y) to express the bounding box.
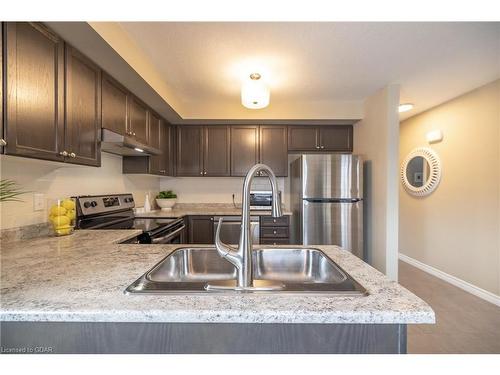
top-left (64, 45), bottom-right (101, 166)
top-left (260, 215), bottom-right (290, 245)
top-left (187, 216), bottom-right (214, 244)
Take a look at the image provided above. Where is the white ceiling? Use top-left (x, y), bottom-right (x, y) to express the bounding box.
top-left (118, 22), bottom-right (500, 120)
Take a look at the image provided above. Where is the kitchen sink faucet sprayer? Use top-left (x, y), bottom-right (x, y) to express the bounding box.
top-left (215, 164), bottom-right (282, 289)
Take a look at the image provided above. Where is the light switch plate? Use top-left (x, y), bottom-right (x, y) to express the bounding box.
top-left (33, 193), bottom-right (46, 211)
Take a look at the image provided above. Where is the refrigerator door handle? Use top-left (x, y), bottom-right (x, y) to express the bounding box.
top-left (303, 198), bottom-right (362, 203)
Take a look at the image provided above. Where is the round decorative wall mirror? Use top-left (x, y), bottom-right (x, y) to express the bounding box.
top-left (401, 147), bottom-right (442, 197)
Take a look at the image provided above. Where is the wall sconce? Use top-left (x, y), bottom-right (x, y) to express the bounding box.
top-left (426, 129), bottom-right (443, 144)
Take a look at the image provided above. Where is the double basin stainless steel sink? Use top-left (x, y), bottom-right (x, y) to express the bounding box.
top-left (126, 247), bottom-right (367, 296)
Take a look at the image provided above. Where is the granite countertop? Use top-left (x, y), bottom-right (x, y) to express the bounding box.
top-left (135, 203), bottom-right (293, 218)
top-left (0, 230), bottom-right (435, 324)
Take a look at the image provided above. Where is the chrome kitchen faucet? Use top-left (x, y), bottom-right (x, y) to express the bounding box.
top-left (214, 164), bottom-right (282, 289)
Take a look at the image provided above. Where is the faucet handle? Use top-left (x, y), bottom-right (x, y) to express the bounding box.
top-left (214, 217), bottom-right (239, 264)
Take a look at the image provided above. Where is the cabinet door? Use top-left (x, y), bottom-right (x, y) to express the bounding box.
top-left (148, 115), bottom-right (161, 175)
top-left (204, 126), bottom-right (231, 176)
top-left (129, 97), bottom-right (149, 145)
top-left (259, 126), bottom-right (288, 177)
top-left (101, 73), bottom-right (128, 136)
top-left (188, 216), bottom-right (214, 244)
top-left (148, 112), bottom-right (161, 150)
top-left (230, 126), bottom-right (259, 176)
top-left (319, 125), bottom-right (353, 152)
top-left (287, 126), bottom-right (318, 151)
top-left (65, 45), bottom-right (101, 166)
top-left (5, 22), bottom-right (65, 161)
top-left (159, 124), bottom-right (173, 175)
top-left (176, 126), bottom-right (203, 176)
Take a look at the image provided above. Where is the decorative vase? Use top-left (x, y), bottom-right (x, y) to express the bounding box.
top-left (156, 198), bottom-right (177, 211)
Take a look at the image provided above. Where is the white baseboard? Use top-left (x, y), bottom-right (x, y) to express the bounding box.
top-left (399, 253), bottom-right (500, 307)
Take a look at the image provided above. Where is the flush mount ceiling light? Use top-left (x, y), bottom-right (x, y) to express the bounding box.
top-left (398, 103), bottom-right (414, 113)
top-left (241, 73), bottom-right (270, 109)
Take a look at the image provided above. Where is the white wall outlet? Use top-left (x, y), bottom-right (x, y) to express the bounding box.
top-left (33, 193), bottom-right (46, 211)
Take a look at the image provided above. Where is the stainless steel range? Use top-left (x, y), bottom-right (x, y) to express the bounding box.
top-left (74, 194), bottom-right (186, 244)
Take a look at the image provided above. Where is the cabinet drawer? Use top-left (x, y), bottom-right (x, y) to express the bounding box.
top-left (260, 238), bottom-right (290, 245)
top-left (261, 227), bottom-right (289, 238)
top-left (260, 216), bottom-right (289, 227)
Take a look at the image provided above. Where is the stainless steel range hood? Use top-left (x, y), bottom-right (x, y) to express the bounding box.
top-left (101, 129), bottom-right (162, 156)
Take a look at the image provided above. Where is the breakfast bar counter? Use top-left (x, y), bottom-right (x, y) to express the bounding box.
top-left (0, 230), bottom-right (434, 353)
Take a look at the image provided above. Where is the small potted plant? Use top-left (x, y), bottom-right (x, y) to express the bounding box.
top-left (156, 190), bottom-right (177, 211)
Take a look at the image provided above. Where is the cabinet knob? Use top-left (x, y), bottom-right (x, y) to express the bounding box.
top-left (320, 145), bottom-right (324, 149)
top-left (0, 139), bottom-right (6, 146)
top-left (273, 230), bottom-right (277, 234)
top-left (69, 152), bottom-right (76, 158)
top-left (316, 146), bottom-right (320, 149)
top-left (273, 219), bottom-right (276, 223)
top-left (132, 132), bottom-right (136, 136)
top-left (204, 171), bottom-right (207, 175)
top-left (200, 172), bottom-right (203, 175)
top-left (59, 151), bottom-right (68, 157)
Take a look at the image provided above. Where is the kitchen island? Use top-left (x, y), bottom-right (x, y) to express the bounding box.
top-left (0, 230), bottom-right (434, 354)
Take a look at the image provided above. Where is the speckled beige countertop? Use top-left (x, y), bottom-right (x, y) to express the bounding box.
top-left (135, 203), bottom-right (292, 218)
top-left (0, 230), bottom-right (434, 324)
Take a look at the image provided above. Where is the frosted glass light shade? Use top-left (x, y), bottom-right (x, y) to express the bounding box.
top-left (241, 79), bottom-right (270, 109)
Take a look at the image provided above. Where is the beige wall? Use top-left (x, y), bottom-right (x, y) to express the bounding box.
top-left (354, 85), bottom-right (400, 280)
top-left (0, 153), bottom-right (160, 230)
top-left (399, 80), bottom-right (500, 295)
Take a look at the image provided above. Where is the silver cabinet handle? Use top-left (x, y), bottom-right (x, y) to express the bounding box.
top-left (0, 138), bottom-right (6, 146)
top-left (69, 152), bottom-right (76, 158)
top-left (204, 171), bottom-right (207, 175)
top-left (200, 171), bottom-right (203, 175)
top-left (320, 146), bottom-right (324, 149)
top-left (59, 151), bottom-right (68, 157)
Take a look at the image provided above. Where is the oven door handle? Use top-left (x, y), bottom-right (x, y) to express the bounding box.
top-left (151, 224), bottom-right (186, 244)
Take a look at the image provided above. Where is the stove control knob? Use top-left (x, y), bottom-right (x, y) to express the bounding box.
top-left (90, 201), bottom-right (98, 207)
top-left (83, 201), bottom-right (91, 208)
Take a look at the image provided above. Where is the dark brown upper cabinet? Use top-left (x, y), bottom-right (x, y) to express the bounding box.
top-left (287, 126), bottom-right (318, 151)
top-left (318, 126), bottom-right (352, 152)
top-left (176, 125), bottom-right (230, 177)
top-left (158, 124), bottom-right (173, 175)
top-left (231, 125), bottom-right (288, 177)
top-left (203, 126), bottom-right (231, 176)
top-left (148, 111), bottom-right (161, 150)
top-left (101, 73), bottom-right (128, 136)
top-left (4, 22), bottom-right (65, 162)
top-left (259, 126), bottom-right (287, 177)
top-left (288, 125), bottom-right (352, 152)
top-left (176, 126), bottom-right (204, 176)
top-left (230, 126), bottom-right (259, 176)
top-left (123, 122), bottom-right (173, 176)
top-left (129, 96), bottom-right (149, 145)
top-left (64, 45), bottom-right (101, 167)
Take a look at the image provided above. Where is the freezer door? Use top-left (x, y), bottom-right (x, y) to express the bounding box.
top-left (302, 200), bottom-right (363, 259)
top-left (302, 154), bottom-right (362, 199)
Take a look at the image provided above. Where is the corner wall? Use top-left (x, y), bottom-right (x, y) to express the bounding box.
top-left (353, 85), bottom-right (400, 280)
top-left (399, 80), bottom-right (500, 296)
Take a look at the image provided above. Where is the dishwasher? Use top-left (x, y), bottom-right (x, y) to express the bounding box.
top-left (213, 216), bottom-right (260, 245)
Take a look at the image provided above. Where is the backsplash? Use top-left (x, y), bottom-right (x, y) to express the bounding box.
top-left (159, 176), bottom-right (288, 207)
top-left (0, 153), bottom-right (160, 230)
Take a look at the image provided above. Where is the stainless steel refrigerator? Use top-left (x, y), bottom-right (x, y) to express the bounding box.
top-left (290, 154), bottom-right (363, 259)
